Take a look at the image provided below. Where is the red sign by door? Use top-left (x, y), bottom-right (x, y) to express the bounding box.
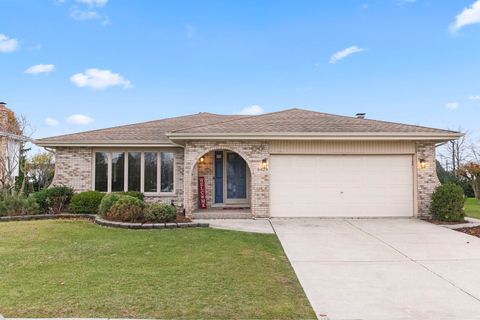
top-left (198, 176), bottom-right (207, 209)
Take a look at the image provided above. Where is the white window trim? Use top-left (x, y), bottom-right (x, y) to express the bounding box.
top-left (92, 150), bottom-right (176, 196)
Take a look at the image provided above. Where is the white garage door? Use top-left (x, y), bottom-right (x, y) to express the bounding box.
top-left (270, 155), bottom-right (414, 217)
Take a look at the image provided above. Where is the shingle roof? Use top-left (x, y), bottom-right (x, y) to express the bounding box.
top-left (36, 108), bottom-right (461, 146)
top-left (170, 108), bottom-right (458, 135)
top-left (36, 113), bottom-right (245, 146)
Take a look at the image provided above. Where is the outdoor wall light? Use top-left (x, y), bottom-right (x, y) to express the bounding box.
top-left (261, 158), bottom-right (269, 170)
top-left (419, 159), bottom-right (427, 169)
top-left (199, 156), bottom-right (205, 163)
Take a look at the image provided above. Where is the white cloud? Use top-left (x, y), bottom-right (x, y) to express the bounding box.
top-left (469, 95), bottom-right (480, 101)
top-left (66, 114), bottom-right (94, 125)
top-left (330, 46), bottom-right (365, 64)
top-left (445, 102), bottom-right (460, 110)
top-left (76, 0), bottom-right (108, 6)
top-left (70, 9), bottom-right (101, 21)
top-left (238, 105), bottom-right (264, 115)
top-left (0, 33), bottom-right (19, 53)
top-left (45, 118), bottom-right (60, 127)
top-left (450, 0), bottom-right (480, 32)
top-left (70, 68), bottom-right (132, 90)
top-left (25, 64), bottom-right (55, 75)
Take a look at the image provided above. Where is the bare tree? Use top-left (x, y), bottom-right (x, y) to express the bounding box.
top-left (471, 140), bottom-right (480, 163)
top-left (0, 112), bottom-right (32, 190)
top-left (438, 129), bottom-right (470, 175)
top-left (25, 151), bottom-right (55, 191)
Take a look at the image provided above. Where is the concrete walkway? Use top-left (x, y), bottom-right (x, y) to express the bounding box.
top-left (195, 218), bottom-right (274, 234)
top-left (271, 218), bottom-right (480, 320)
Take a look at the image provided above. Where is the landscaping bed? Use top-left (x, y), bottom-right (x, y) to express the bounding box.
top-left (0, 213), bottom-right (95, 222)
top-left (94, 216), bottom-right (207, 229)
top-left (421, 218), bottom-right (466, 225)
top-left (0, 220), bottom-right (314, 318)
top-left (0, 188), bottom-right (189, 227)
top-left (455, 226), bottom-right (480, 238)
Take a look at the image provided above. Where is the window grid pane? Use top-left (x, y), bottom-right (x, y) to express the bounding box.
top-left (161, 152), bottom-right (174, 192)
top-left (111, 152), bottom-right (125, 192)
top-left (128, 152), bottom-right (141, 191)
top-left (144, 152), bottom-right (158, 192)
top-left (94, 152), bottom-right (108, 192)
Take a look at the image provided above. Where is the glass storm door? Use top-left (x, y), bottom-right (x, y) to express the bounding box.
top-left (214, 151), bottom-right (224, 203)
top-left (226, 152), bottom-right (247, 201)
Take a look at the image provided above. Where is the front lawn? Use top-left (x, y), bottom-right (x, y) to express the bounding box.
top-left (465, 198), bottom-right (480, 219)
top-left (0, 220), bottom-right (314, 319)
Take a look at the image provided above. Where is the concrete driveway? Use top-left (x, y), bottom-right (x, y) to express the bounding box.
top-left (271, 218), bottom-right (480, 320)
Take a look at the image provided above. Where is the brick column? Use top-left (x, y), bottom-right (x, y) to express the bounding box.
top-left (416, 142), bottom-right (440, 216)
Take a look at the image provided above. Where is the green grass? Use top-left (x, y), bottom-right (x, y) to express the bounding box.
top-left (0, 220), bottom-right (314, 319)
top-left (465, 198), bottom-right (480, 219)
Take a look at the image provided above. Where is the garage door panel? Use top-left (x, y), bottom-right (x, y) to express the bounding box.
top-left (270, 155), bottom-right (414, 217)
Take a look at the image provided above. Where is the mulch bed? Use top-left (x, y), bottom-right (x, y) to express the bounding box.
top-left (176, 215), bottom-right (191, 223)
top-left (0, 213), bottom-right (96, 222)
top-left (454, 226), bottom-right (480, 238)
top-left (421, 218), bottom-right (466, 225)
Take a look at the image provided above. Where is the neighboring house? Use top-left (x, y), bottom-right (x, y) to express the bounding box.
top-left (36, 108), bottom-right (462, 218)
top-left (0, 102), bottom-right (27, 187)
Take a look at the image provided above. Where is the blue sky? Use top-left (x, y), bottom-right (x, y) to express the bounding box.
top-left (1, 0), bottom-right (480, 142)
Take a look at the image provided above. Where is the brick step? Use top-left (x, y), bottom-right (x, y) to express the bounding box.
top-left (193, 209), bottom-right (252, 219)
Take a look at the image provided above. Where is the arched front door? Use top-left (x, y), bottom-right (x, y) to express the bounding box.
top-left (214, 151), bottom-right (249, 205)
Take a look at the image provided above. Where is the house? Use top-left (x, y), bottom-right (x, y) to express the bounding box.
top-left (36, 108), bottom-right (461, 218)
top-left (0, 102), bottom-right (28, 187)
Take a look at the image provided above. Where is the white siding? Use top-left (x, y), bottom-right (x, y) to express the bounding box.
top-left (269, 140), bottom-right (416, 155)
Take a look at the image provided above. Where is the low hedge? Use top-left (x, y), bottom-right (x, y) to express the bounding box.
top-left (0, 191), bottom-right (40, 216)
top-left (430, 183), bottom-right (465, 222)
top-left (117, 191), bottom-right (144, 201)
top-left (98, 193), bottom-right (121, 217)
top-left (31, 189), bottom-right (49, 213)
top-left (144, 203), bottom-right (177, 223)
top-left (104, 195), bottom-right (145, 222)
top-left (31, 185), bottom-right (74, 214)
top-left (70, 191), bottom-right (105, 214)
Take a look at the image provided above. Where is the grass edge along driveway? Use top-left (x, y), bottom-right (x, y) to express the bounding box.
top-left (465, 198), bottom-right (480, 219)
top-left (0, 219), bottom-right (315, 319)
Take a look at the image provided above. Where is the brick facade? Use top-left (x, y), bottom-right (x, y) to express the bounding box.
top-left (183, 140), bottom-right (270, 217)
top-left (52, 147), bottom-right (93, 191)
top-left (415, 142), bottom-right (440, 217)
top-left (51, 141), bottom-right (440, 218)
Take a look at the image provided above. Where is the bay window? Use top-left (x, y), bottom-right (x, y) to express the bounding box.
top-left (128, 152), bottom-right (141, 191)
top-left (161, 152), bottom-right (174, 192)
top-left (94, 152), bottom-right (108, 192)
top-left (144, 152), bottom-right (158, 192)
top-left (111, 152), bottom-right (125, 192)
top-left (94, 151), bottom-right (174, 194)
